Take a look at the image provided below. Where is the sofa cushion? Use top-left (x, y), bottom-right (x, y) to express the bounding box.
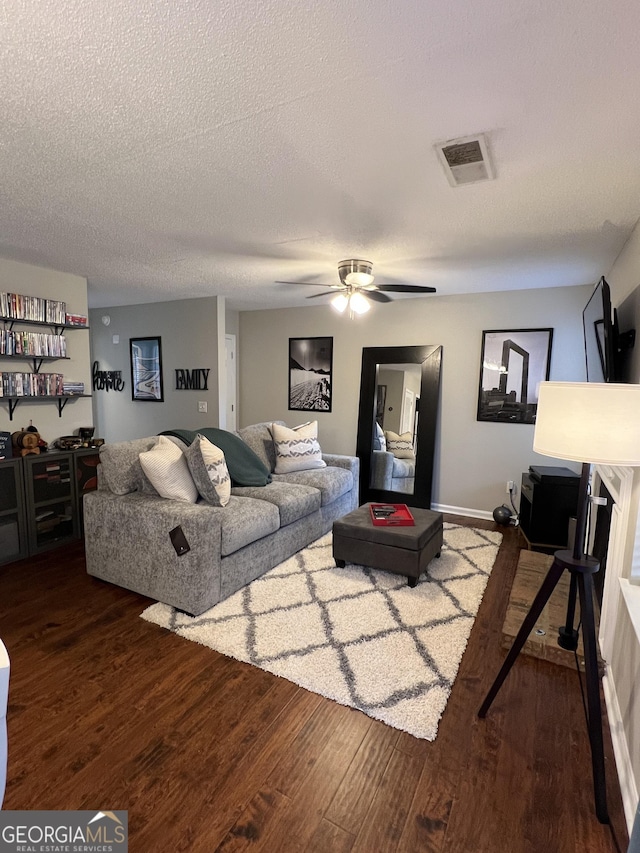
top-left (384, 430), bottom-right (415, 460)
top-left (184, 434), bottom-right (231, 507)
top-left (231, 481), bottom-right (321, 526)
top-left (99, 436), bottom-right (160, 495)
top-left (392, 457), bottom-right (415, 478)
top-left (139, 436), bottom-right (199, 503)
top-left (272, 466), bottom-right (353, 507)
top-left (237, 421), bottom-right (285, 472)
top-left (218, 496), bottom-right (280, 556)
top-left (270, 421), bottom-right (327, 474)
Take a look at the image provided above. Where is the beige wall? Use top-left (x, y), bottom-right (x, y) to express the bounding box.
top-left (0, 257), bottom-right (92, 444)
top-left (239, 284), bottom-right (591, 516)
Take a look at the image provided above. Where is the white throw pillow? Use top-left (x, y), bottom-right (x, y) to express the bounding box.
top-left (384, 430), bottom-right (415, 460)
top-left (271, 421), bottom-right (327, 474)
top-left (139, 436), bottom-right (198, 503)
top-left (184, 434), bottom-right (231, 507)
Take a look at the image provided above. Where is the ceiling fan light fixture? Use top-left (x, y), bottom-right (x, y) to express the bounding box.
top-left (349, 291), bottom-right (371, 315)
top-left (345, 271), bottom-right (374, 287)
top-left (331, 293), bottom-right (349, 314)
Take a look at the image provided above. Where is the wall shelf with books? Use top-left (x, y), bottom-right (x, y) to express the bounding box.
top-left (1, 290), bottom-right (89, 422)
top-left (0, 354), bottom-right (71, 373)
top-left (2, 394), bottom-right (91, 421)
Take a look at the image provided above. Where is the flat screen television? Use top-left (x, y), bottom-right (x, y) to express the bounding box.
top-left (583, 276), bottom-right (618, 382)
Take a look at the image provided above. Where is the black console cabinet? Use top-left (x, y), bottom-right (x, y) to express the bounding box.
top-left (519, 466), bottom-right (580, 549)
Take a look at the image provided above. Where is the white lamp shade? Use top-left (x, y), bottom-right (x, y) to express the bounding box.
top-left (349, 291), bottom-right (371, 314)
top-left (533, 382), bottom-right (640, 466)
top-left (331, 294), bottom-right (348, 313)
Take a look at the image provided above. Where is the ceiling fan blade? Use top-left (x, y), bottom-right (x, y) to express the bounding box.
top-left (275, 280), bottom-right (337, 287)
top-left (364, 290), bottom-right (392, 303)
top-left (305, 291), bottom-right (337, 299)
top-left (374, 284), bottom-right (437, 293)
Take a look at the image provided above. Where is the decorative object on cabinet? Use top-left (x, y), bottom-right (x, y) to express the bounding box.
top-left (288, 337), bottom-right (333, 412)
top-left (11, 430), bottom-right (41, 457)
top-left (477, 328), bottom-right (553, 424)
top-left (130, 336), bottom-right (164, 401)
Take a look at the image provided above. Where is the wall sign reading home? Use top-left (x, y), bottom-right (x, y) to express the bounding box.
top-left (288, 337), bottom-right (333, 413)
top-left (175, 368), bottom-right (210, 390)
top-left (92, 361), bottom-right (125, 392)
top-left (477, 328), bottom-right (553, 424)
top-left (130, 336), bottom-right (164, 402)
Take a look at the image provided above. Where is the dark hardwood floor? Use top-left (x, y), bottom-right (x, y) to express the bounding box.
top-left (0, 517), bottom-right (629, 852)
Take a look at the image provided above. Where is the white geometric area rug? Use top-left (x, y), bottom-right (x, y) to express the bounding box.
top-left (141, 524), bottom-right (502, 741)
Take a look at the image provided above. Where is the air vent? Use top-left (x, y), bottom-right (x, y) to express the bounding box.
top-left (435, 133), bottom-right (494, 187)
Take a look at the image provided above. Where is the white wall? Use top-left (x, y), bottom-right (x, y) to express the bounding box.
top-left (603, 218), bottom-right (640, 831)
top-left (90, 297), bottom-right (222, 441)
top-left (0, 257), bottom-right (92, 444)
top-left (239, 284), bottom-right (591, 516)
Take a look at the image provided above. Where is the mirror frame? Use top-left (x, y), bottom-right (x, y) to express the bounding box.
top-left (356, 345), bottom-right (442, 509)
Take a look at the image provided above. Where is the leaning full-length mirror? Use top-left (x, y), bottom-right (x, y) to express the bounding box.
top-left (356, 345), bottom-right (442, 509)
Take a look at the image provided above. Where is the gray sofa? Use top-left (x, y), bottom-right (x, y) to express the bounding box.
top-left (370, 450), bottom-right (415, 493)
top-left (83, 422), bottom-right (359, 616)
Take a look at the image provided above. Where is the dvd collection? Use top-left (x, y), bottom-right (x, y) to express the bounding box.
top-left (0, 372), bottom-right (65, 398)
top-left (0, 292), bottom-right (67, 325)
top-left (0, 329), bottom-right (67, 357)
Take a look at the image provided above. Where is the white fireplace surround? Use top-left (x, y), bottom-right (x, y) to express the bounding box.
top-left (595, 464), bottom-right (640, 832)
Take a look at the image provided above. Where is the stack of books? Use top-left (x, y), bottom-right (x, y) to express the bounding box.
top-left (64, 313), bottom-right (88, 327)
top-left (61, 380), bottom-right (85, 396)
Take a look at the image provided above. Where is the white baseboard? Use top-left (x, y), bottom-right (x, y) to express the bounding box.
top-left (603, 669), bottom-right (639, 834)
top-left (433, 503), bottom-right (494, 521)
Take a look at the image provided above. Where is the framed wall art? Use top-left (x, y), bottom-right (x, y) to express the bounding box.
top-left (477, 328), bottom-right (553, 424)
top-left (130, 336), bottom-right (164, 402)
top-left (288, 336), bottom-right (333, 412)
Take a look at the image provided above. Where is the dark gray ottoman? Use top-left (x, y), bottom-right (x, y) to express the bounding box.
top-left (333, 503), bottom-right (444, 587)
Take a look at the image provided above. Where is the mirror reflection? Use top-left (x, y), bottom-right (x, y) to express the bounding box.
top-left (371, 363), bottom-right (422, 494)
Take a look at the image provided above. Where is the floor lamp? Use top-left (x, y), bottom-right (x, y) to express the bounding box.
top-left (479, 381), bottom-right (640, 825)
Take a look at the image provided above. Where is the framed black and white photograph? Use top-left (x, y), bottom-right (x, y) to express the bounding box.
top-left (288, 337), bottom-right (333, 412)
top-left (130, 336), bottom-right (164, 401)
top-left (477, 328), bottom-right (553, 424)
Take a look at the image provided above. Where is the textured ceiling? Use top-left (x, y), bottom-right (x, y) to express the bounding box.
top-left (1, 0), bottom-right (640, 310)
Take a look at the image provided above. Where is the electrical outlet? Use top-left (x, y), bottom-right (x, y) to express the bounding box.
top-left (506, 480), bottom-right (515, 493)
top-left (198, 401), bottom-right (207, 413)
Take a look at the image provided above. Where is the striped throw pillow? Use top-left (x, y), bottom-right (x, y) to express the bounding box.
top-left (270, 421), bottom-right (327, 474)
top-left (384, 430), bottom-right (415, 460)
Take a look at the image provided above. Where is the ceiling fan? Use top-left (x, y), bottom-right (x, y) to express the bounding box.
top-left (277, 259), bottom-right (436, 317)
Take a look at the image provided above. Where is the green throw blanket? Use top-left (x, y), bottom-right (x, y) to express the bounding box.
top-left (161, 428), bottom-right (272, 487)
